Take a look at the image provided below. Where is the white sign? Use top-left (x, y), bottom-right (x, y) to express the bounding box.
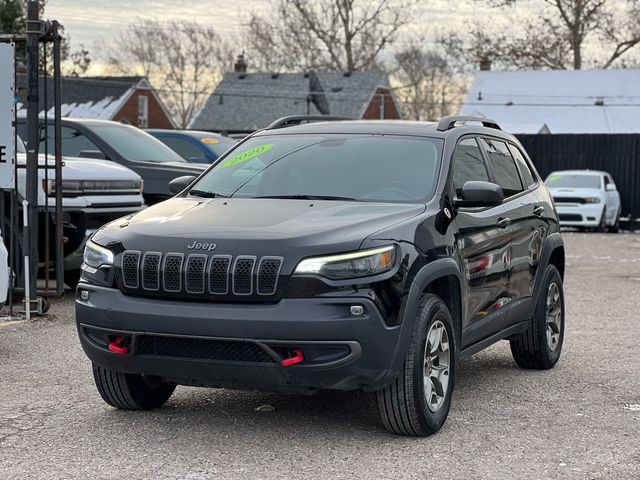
top-left (0, 43), bottom-right (15, 190)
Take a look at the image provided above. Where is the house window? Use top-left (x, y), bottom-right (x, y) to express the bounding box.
top-left (138, 95), bottom-right (149, 128)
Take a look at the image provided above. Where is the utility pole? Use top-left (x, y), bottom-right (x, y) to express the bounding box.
top-left (25, 0), bottom-right (40, 307)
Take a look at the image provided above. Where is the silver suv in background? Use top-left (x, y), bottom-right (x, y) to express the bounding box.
top-left (546, 170), bottom-right (621, 232)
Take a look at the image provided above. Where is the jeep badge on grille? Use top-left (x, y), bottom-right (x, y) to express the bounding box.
top-left (187, 241), bottom-right (217, 251)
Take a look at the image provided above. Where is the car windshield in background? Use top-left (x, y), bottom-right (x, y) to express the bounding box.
top-left (191, 134), bottom-right (442, 203)
top-left (200, 136), bottom-right (236, 157)
top-left (88, 124), bottom-right (186, 163)
top-left (546, 173), bottom-right (601, 189)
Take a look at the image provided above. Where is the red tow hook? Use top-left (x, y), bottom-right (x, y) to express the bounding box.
top-left (281, 348), bottom-right (304, 366)
top-left (108, 336), bottom-right (129, 355)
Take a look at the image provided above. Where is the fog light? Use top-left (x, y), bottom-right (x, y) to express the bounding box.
top-left (80, 290), bottom-right (90, 301)
top-left (350, 305), bottom-right (364, 316)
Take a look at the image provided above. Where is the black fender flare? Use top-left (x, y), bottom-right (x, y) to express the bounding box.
top-left (528, 232), bottom-right (564, 318)
top-left (368, 257), bottom-right (463, 391)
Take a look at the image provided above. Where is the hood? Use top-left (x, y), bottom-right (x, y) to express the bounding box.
top-left (548, 187), bottom-right (604, 198)
top-left (17, 153), bottom-right (142, 181)
top-left (94, 197), bottom-right (426, 258)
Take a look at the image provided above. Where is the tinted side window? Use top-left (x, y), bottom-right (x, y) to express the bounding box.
top-left (452, 137), bottom-right (490, 198)
top-left (481, 138), bottom-right (524, 198)
top-left (159, 136), bottom-right (205, 161)
top-left (56, 126), bottom-right (101, 157)
top-left (508, 144), bottom-right (536, 188)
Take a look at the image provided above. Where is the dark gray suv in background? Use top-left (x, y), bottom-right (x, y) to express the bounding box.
top-left (18, 118), bottom-right (207, 205)
top-left (76, 115), bottom-right (565, 436)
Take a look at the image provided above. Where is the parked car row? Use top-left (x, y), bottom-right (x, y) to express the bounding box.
top-left (11, 119), bottom-right (237, 289)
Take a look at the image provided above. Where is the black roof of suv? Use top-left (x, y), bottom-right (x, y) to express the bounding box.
top-left (76, 115), bottom-right (565, 437)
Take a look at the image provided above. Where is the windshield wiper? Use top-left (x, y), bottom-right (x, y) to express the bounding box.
top-left (255, 194), bottom-right (357, 201)
top-left (188, 189), bottom-right (228, 198)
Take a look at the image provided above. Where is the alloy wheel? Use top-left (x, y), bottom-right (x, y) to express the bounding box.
top-left (546, 282), bottom-right (562, 351)
top-left (423, 320), bottom-right (451, 413)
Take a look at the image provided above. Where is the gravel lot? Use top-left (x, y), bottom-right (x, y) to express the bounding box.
top-left (1, 232), bottom-right (639, 479)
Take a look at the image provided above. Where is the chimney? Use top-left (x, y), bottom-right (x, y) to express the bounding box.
top-left (479, 57), bottom-right (491, 71)
top-left (234, 53), bottom-right (247, 73)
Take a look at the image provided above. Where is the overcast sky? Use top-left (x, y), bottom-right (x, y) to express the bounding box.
top-left (45, 1), bottom-right (499, 64)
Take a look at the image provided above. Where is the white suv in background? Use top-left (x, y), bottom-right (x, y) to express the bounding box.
top-left (546, 170), bottom-right (621, 232)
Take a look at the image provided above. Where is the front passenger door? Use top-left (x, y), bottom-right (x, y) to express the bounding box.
top-left (451, 137), bottom-right (512, 348)
top-left (480, 138), bottom-right (545, 328)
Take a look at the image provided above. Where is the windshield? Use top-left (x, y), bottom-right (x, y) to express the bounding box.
top-left (546, 173), bottom-right (602, 189)
top-left (199, 136), bottom-right (237, 157)
top-left (88, 124), bottom-right (186, 163)
top-left (192, 134), bottom-right (442, 203)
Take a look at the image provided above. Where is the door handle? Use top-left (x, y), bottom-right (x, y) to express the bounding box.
top-left (533, 205), bottom-right (544, 217)
top-left (496, 218), bottom-right (511, 229)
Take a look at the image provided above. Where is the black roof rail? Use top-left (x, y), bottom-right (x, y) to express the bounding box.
top-left (436, 115), bottom-right (501, 132)
top-left (266, 115), bottom-right (353, 130)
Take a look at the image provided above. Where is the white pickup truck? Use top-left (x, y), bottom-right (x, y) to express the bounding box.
top-left (14, 137), bottom-right (145, 287)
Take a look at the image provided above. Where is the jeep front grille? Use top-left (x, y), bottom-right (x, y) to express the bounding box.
top-left (118, 251), bottom-right (283, 299)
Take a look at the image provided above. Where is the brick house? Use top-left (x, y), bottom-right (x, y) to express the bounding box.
top-left (189, 60), bottom-right (401, 134)
top-left (17, 75), bottom-right (175, 129)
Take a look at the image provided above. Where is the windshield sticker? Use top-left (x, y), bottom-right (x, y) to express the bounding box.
top-left (221, 144), bottom-right (273, 168)
top-left (201, 137), bottom-right (220, 144)
top-left (548, 175), bottom-right (562, 182)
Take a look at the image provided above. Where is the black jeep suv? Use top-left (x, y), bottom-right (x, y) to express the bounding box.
top-left (76, 115), bottom-right (565, 436)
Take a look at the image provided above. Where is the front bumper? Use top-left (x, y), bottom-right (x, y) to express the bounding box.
top-left (75, 284), bottom-right (402, 393)
top-left (555, 203), bottom-right (604, 227)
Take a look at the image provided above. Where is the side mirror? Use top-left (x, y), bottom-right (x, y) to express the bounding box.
top-left (169, 175), bottom-right (197, 195)
top-left (78, 150), bottom-right (106, 160)
top-left (605, 183), bottom-right (616, 191)
top-left (456, 181), bottom-right (504, 208)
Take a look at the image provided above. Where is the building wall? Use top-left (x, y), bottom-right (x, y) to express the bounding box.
top-left (113, 89), bottom-right (174, 129)
top-left (362, 88), bottom-right (401, 120)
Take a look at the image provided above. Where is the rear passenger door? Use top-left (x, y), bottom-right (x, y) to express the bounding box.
top-left (451, 137), bottom-right (512, 348)
top-left (480, 138), bottom-right (546, 327)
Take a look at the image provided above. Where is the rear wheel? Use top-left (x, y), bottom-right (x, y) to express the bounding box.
top-left (92, 363), bottom-right (176, 410)
top-left (376, 294), bottom-right (456, 436)
top-left (510, 264), bottom-right (564, 369)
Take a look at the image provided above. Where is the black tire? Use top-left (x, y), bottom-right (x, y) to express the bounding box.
top-left (510, 264), bottom-right (564, 369)
top-left (595, 207), bottom-right (607, 232)
top-left (608, 209), bottom-right (620, 233)
top-left (92, 363), bottom-right (176, 410)
top-left (64, 269), bottom-right (82, 289)
top-left (376, 294), bottom-right (456, 436)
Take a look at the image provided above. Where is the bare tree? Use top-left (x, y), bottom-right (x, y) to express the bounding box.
top-left (393, 40), bottom-right (458, 120)
top-left (245, 0), bottom-right (416, 72)
top-left (478, 0), bottom-right (640, 69)
top-left (103, 19), bottom-right (230, 127)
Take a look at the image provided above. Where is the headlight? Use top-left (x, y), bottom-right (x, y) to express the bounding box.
top-left (83, 239), bottom-right (114, 269)
top-left (294, 245), bottom-right (396, 280)
top-left (584, 197), bottom-right (601, 204)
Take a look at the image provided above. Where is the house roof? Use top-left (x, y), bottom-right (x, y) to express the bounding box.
top-left (16, 75), bottom-right (163, 121)
top-left (189, 70), bottom-right (392, 132)
top-left (459, 69), bottom-right (640, 134)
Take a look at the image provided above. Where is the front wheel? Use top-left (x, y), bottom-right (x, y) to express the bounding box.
top-left (608, 208), bottom-right (620, 233)
top-left (92, 363), bottom-right (176, 410)
top-left (376, 294), bottom-right (456, 436)
top-left (510, 264), bottom-right (564, 369)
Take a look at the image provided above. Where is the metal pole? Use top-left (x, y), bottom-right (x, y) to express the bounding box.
top-left (53, 22), bottom-right (64, 296)
top-left (25, 0), bottom-right (40, 307)
top-left (22, 200), bottom-right (30, 320)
